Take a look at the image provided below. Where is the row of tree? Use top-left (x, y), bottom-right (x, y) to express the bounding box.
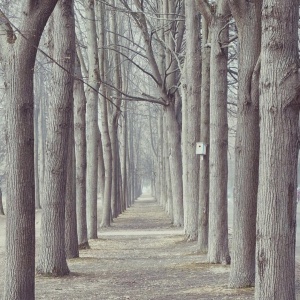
top-left (0, 0), bottom-right (299, 299)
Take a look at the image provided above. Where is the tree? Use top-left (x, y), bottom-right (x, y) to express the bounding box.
top-left (197, 0), bottom-right (230, 264)
top-left (74, 54), bottom-right (89, 249)
top-left (37, 0), bottom-right (75, 276)
top-left (198, 16), bottom-right (210, 253)
top-left (228, 0), bottom-right (262, 288)
top-left (0, 1), bottom-right (58, 298)
top-left (182, 0), bottom-right (201, 241)
top-left (65, 110), bottom-right (79, 259)
top-left (119, 101), bottom-right (128, 211)
top-left (85, 0), bottom-right (100, 238)
top-left (97, 1), bottom-right (113, 227)
top-left (255, 0), bottom-right (299, 298)
top-left (108, 0), bottom-right (122, 218)
top-left (0, 188), bottom-right (4, 215)
top-left (163, 0), bottom-right (184, 227)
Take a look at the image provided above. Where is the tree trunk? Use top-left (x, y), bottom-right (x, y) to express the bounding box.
top-left (74, 55), bottom-right (89, 249)
top-left (98, 1), bottom-right (113, 227)
top-left (120, 102), bottom-right (128, 211)
top-left (0, 188), bottom-right (4, 215)
top-left (207, 0), bottom-right (230, 264)
top-left (109, 124), bottom-right (118, 218)
top-left (109, 0), bottom-right (122, 218)
top-left (164, 0), bottom-right (183, 227)
top-left (37, 0), bottom-right (75, 276)
top-left (198, 17), bottom-right (210, 253)
top-left (159, 112), bottom-right (166, 208)
top-left (128, 110), bottom-right (135, 206)
top-left (37, 72), bottom-right (46, 209)
top-left (183, 0), bottom-right (201, 241)
top-left (65, 111), bottom-right (79, 259)
top-left (255, 1), bottom-right (299, 299)
top-left (85, 0), bottom-right (100, 239)
top-left (34, 99), bottom-right (41, 209)
top-left (97, 127), bottom-right (105, 215)
top-left (165, 102), bottom-right (183, 227)
top-left (1, 2), bottom-right (58, 298)
top-left (228, 0), bottom-right (261, 288)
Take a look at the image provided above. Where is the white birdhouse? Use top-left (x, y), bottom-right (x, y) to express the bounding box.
top-left (196, 142), bottom-right (207, 155)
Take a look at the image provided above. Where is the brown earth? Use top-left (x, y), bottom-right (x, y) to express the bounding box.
top-left (0, 195), bottom-right (300, 299)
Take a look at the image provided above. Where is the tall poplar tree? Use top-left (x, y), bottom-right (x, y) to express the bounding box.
top-left (182, 0), bottom-right (201, 241)
top-left (85, 0), bottom-right (100, 238)
top-left (37, 0), bottom-right (75, 276)
top-left (197, 0), bottom-right (231, 264)
top-left (0, 1), bottom-right (58, 298)
top-left (255, 0), bottom-right (299, 298)
top-left (228, 0), bottom-right (262, 288)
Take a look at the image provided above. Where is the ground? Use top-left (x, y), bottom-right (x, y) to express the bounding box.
top-left (0, 195), bottom-right (300, 299)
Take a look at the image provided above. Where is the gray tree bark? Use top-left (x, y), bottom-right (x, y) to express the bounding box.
top-left (108, 0), bottom-right (122, 218)
top-left (0, 188), bottom-right (4, 215)
top-left (165, 102), bottom-right (183, 226)
top-left (37, 71), bottom-right (46, 209)
top-left (37, 0), bottom-right (75, 276)
top-left (97, 1), bottom-right (113, 227)
top-left (164, 0), bottom-right (183, 227)
top-left (97, 127), bottom-right (105, 213)
top-left (74, 55), bottom-right (89, 249)
top-left (85, 0), bottom-right (100, 239)
top-left (197, 0), bottom-right (231, 264)
top-left (0, 2), bottom-right (58, 298)
top-left (198, 17), bottom-right (210, 253)
top-left (65, 112), bottom-right (79, 259)
top-left (255, 1), bottom-right (299, 299)
top-left (182, 0), bottom-right (201, 241)
top-left (119, 102), bottom-right (128, 211)
top-left (228, 0), bottom-right (262, 288)
top-left (34, 97), bottom-right (41, 209)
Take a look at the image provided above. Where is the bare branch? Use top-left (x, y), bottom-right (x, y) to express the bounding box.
top-left (196, 0), bottom-right (212, 24)
top-left (0, 10), bottom-right (15, 44)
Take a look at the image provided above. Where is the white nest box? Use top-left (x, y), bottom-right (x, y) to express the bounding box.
top-left (196, 142), bottom-right (207, 155)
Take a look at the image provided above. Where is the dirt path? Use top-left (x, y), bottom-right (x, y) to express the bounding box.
top-left (36, 195), bottom-right (255, 300)
top-left (1, 195), bottom-right (299, 299)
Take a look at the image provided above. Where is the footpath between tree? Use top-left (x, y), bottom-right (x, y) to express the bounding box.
top-left (1, 195), bottom-right (300, 299)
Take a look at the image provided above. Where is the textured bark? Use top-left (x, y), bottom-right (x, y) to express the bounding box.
top-left (2, 1), bottom-right (58, 298)
top-left (162, 114), bottom-right (171, 216)
top-left (166, 150), bottom-right (173, 222)
top-left (120, 102), bottom-right (128, 211)
top-left (98, 1), bottom-right (112, 227)
top-left (97, 127), bottom-right (105, 209)
top-left (228, 0), bottom-right (261, 288)
top-left (37, 74), bottom-right (46, 209)
top-left (128, 111), bottom-right (135, 206)
top-left (4, 47), bottom-right (36, 298)
top-left (198, 18), bottom-right (210, 253)
top-left (109, 123), bottom-right (118, 218)
top-left (207, 0), bottom-right (230, 264)
top-left (34, 100), bottom-right (41, 209)
top-left (159, 112), bottom-right (166, 208)
top-left (65, 116), bottom-right (79, 259)
top-left (255, 1), bottom-right (299, 299)
top-left (165, 103), bottom-right (183, 227)
top-left (163, 0), bottom-right (183, 227)
top-left (182, 0), bottom-right (201, 241)
top-left (0, 188), bottom-right (4, 215)
top-left (37, 0), bottom-right (75, 276)
top-left (109, 0), bottom-right (122, 218)
top-left (34, 70), bottom-right (47, 210)
top-left (74, 56), bottom-right (89, 248)
top-left (85, 0), bottom-right (100, 239)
